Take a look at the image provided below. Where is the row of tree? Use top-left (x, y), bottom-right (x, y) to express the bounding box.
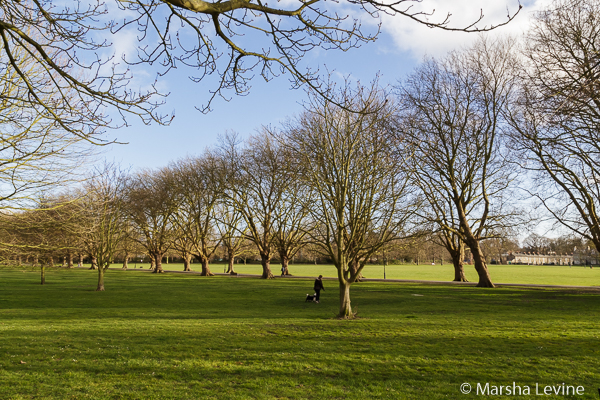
top-left (1, 0), bottom-right (598, 318)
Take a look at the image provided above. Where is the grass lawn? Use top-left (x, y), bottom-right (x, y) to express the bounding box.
top-left (128, 261), bottom-right (600, 287)
top-left (1, 267), bottom-right (599, 399)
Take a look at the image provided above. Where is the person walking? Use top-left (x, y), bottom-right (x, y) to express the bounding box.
top-left (314, 275), bottom-right (324, 303)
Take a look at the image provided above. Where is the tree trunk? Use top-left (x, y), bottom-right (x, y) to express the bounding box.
top-left (40, 265), bottom-right (46, 285)
top-left (150, 256), bottom-right (156, 270)
top-left (153, 253), bottom-right (164, 273)
top-left (467, 239), bottom-right (494, 287)
top-left (122, 253), bottom-right (129, 270)
top-left (77, 254), bottom-right (83, 268)
top-left (338, 280), bottom-right (353, 319)
top-left (226, 253), bottom-right (237, 275)
top-left (67, 253), bottom-right (74, 268)
top-left (450, 243), bottom-right (468, 282)
top-left (96, 265), bottom-right (106, 291)
top-left (349, 258), bottom-right (363, 282)
top-left (200, 256), bottom-right (214, 276)
top-left (89, 256), bottom-right (98, 270)
top-left (49, 256), bottom-right (54, 268)
top-left (280, 255), bottom-right (291, 276)
top-left (260, 253), bottom-right (274, 279)
top-left (62, 256), bottom-right (67, 267)
top-left (453, 258), bottom-right (468, 282)
top-left (183, 253), bottom-right (192, 271)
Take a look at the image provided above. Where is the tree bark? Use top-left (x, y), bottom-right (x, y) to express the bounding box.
top-left (349, 258), bottom-right (363, 282)
top-left (467, 238), bottom-right (494, 287)
top-left (89, 256), bottom-right (98, 270)
top-left (453, 258), bottom-right (468, 282)
top-left (97, 265), bottom-right (106, 291)
top-left (260, 253), bottom-right (274, 279)
top-left (62, 256), bottom-right (67, 267)
top-left (280, 255), bottom-right (291, 276)
top-left (150, 256), bottom-right (156, 270)
top-left (122, 253), bottom-right (129, 270)
top-left (153, 253), bottom-right (164, 273)
top-left (40, 265), bottom-right (46, 285)
top-left (226, 253), bottom-right (237, 275)
top-left (183, 253), bottom-right (192, 271)
top-left (200, 256), bottom-right (214, 276)
top-left (338, 280), bottom-right (353, 319)
top-left (67, 253), bottom-right (74, 268)
top-left (450, 242), bottom-right (468, 282)
top-left (77, 254), bottom-right (83, 268)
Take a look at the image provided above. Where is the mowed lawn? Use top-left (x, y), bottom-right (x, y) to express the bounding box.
top-left (1, 268), bottom-right (599, 399)
top-left (128, 262), bottom-right (600, 287)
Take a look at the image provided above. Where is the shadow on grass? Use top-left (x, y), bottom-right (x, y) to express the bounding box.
top-left (2, 322), bottom-right (599, 399)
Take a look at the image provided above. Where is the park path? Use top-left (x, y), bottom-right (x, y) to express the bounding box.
top-left (115, 267), bottom-right (600, 290)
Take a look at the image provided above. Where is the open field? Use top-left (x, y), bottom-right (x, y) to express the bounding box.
top-left (121, 262), bottom-right (600, 287)
top-left (1, 267), bottom-right (599, 399)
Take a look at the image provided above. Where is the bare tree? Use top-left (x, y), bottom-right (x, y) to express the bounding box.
top-left (507, 0), bottom-right (600, 254)
top-left (547, 235), bottom-right (585, 255)
top-left (78, 165), bottom-right (129, 291)
top-left (408, 175), bottom-right (470, 280)
top-left (283, 82), bottom-right (417, 318)
top-left (260, 129), bottom-right (314, 276)
top-left (170, 154), bottom-right (223, 276)
top-left (171, 233), bottom-right (196, 272)
top-left (117, 224), bottom-right (143, 270)
top-left (215, 201), bottom-right (249, 275)
top-left (1, 0), bottom-right (520, 117)
top-left (217, 131), bottom-right (288, 279)
top-left (521, 233), bottom-right (550, 254)
top-left (436, 229), bottom-right (468, 281)
top-left (273, 198), bottom-right (312, 277)
top-left (124, 168), bottom-right (178, 273)
top-left (0, 0), bottom-right (164, 130)
top-left (397, 37), bottom-right (522, 287)
top-left (3, 195), bottom-right (81, 284)
top-left (0, 36), bottom-right (102, 215)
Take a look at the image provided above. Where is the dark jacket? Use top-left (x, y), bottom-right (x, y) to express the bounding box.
top-left (314, 278), bottom-right (324, 291)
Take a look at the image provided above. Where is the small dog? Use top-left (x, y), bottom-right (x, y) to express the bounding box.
top-left (305, 293), bottom-right (317, 302)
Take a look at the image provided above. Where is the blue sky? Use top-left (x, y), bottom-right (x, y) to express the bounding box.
top-left (100, 0), bottom-right (546, 170)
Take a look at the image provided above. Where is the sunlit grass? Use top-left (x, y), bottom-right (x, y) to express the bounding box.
top-left (123, 261), bottom-right (599, 287)
top-left (1, 268), bottom-right (599, 399)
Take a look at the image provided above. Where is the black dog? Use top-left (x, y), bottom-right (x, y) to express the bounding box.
top-left (305, 293), bottom-right (317, 302)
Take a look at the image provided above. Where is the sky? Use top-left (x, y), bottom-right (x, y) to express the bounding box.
top-left (99, 0), bottom-right (549, 171)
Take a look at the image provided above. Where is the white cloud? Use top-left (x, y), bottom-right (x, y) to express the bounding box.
top-left (380, 0), bottom-right (552, 59)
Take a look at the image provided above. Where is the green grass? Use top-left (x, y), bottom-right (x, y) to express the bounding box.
top-left (129, 261), bottom-right (600, 287)
top-left (1, 267), bottom-right (600, 399)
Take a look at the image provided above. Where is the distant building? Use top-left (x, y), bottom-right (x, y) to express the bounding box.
top-left (505, 252), bottom-right (573, 265)
top-left (572, 246), bottom-right (600, 266)
top-left (505, 247), bottom-right (599, 266)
